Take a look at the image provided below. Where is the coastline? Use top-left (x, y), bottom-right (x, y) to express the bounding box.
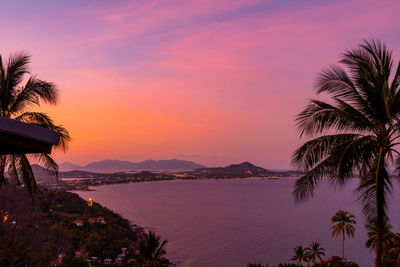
top-left (59, 175), bottom-right (299, 191)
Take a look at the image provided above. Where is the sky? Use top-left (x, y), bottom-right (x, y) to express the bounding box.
top-left (2, 0), bottom-right (400, 168)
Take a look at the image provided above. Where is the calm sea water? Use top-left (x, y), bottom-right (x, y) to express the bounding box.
top-left (76, 178), bottom-right (400, 267)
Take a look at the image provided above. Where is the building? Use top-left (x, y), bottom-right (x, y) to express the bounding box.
top-left (104, 258), bottom-right (113, 264)
top-left (88, 217), bottom-right (106, 224)
top-left (0, 117), bottom-right (61, 154)
top-left (72, 220), bottom-right (84, 227)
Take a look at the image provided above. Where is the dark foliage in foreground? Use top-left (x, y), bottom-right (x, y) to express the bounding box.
top-left (136, 231), bottom-right (169, 267)
top-left (312, 256), bottom-right (358, 267)
top-left (0, 187), bottom-right (65, 266)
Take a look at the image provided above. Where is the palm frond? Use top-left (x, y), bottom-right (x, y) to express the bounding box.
top-left (293, 135), bottom-right (375, 201)
top-left (1, 52), bottom-right (30, 112)
top-left (390, 61), bottom-right (400, 94)
top-left (355, 162), bottom-right (392, 219)
top-left (329, 135), bottom-right (376, 182)
top-left (293, 156), bottom-right (336, 202)
top-left (9, 76), bottom-right (58, 114)
top-left (316, 65), bottom-right (367, 106)
top-left (360, 39), bottom-right (392, 80)
top-left (292, 134), bottom-right (360, 170)
top-left (6, 155), bottom-right (21, 185)
top-left (296, 99), bottom-right (372, 137)
top-left (18, 154), bottom-right (37, 200)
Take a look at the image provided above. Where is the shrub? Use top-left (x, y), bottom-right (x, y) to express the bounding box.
top-left (312, 256), bottom-right (358, 267)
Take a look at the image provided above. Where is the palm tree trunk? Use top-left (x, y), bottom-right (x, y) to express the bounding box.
top-left (0, 156), bottom-right (6, 188)
top-left (375, 184), bottom-right (384, 267)
top-left (342, 233), bottom-right (345, 259)
top-left (375, 150), bottom-right (385, 267)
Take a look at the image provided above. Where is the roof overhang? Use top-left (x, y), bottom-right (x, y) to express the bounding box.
top-left (0, 117), bottom-right (61, 155)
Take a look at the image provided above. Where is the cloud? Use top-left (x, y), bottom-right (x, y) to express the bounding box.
top-left (4, 0), bottom-right (400, 168)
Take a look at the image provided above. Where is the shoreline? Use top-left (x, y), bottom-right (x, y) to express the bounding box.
top-left (65, 175), bottom-right (300, 191)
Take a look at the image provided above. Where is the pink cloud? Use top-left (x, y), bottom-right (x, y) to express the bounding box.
top-left (3, 0), bottom-right (399, 168)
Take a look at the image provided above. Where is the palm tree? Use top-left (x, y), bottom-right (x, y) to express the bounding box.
top-left (136, 231), bottom-right (168, 267)
top-left (291, 39), bottom-right (400, 267)
top-left (330, 210), bottom-right (356, 259)
top-left (0, 52), bottom-right (69, 198)
top-left (291, 245), bottom-right (307, 266)
top-left (305, 242), bottom-right (325, 264)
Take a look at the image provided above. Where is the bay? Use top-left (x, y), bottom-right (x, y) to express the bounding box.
top-left (76, 178), bottom-right (400, 267)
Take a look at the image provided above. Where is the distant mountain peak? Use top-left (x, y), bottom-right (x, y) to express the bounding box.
top-left (223, 162), bottom-right (269, 171)
top-left (228, 161), bottom-right (256, 168)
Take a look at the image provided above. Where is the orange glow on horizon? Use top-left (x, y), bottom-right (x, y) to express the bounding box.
top-left (4, 0), bottom-right (398, 168)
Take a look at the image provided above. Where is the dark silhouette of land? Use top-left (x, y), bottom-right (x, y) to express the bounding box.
top-left (33, 161), bottom-right (301, 191)
top-left (59, 159), bottom-right (206, 171)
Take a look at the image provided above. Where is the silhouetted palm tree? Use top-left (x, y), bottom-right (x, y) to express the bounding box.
top-left (331, 210), bottom-right (356, 259)
top-left (292, 39), bottom-right (400, 267)
top-left (291, 246), bottom-right (307, 266)
top-left (0, 52), bottom-right (69, 198)
top-left (305, 242), bottom-right (325, 264)
top-left (137, 231), bottom-right (168, 267)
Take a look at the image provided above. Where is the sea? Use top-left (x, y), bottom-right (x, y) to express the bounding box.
top-left (76, 178), bottom-right (400, 267)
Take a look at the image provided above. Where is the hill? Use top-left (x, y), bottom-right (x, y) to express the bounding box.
top-left (31, 164), bottom-right (58, 183)
top-left (190, 161), bottom-right (273, 178)
top-left (0, 186), bottom-right (170, 266)
top-left (59, 159), bottom-right (206, 171)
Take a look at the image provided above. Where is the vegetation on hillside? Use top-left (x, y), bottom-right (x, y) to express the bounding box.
top-left (0, 186), bottom-right (170, 266)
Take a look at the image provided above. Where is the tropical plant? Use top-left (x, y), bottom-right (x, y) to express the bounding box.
top-left (136, 231), bottom-right (168, 267)
top-left (291, 39), bottom-right (400, 267)
top-left (291, 246), bottom-right (308, 266)
top-left (0, 52), bottom-right (70, 198)
top-left (313, 256), bottom-right (359, 267)
top-left (383, 233), bottom-right (400, 267)
top-left (365, 217), bottom-right (393, 252)
top-left (305, 242), bottom-right (325, 264)
top-left (330, 210), bottom-right (356, 258)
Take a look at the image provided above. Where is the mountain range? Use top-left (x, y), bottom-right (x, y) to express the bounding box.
top-left (59, 159), bottom-right (206, 171)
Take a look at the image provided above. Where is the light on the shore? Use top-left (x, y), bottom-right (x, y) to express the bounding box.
top-left (88, 198), bottom-right (93, 206)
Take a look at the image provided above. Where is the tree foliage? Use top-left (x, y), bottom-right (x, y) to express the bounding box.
top-left (292, 39), bottom-right (400, 267)
top-left (136, 231), bottom-right (169, 267)
top-left (0, 52), bottom-right (70, 198)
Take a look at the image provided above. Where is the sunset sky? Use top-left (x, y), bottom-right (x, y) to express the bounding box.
top-left (4, 0), bottom-right (400, 168)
